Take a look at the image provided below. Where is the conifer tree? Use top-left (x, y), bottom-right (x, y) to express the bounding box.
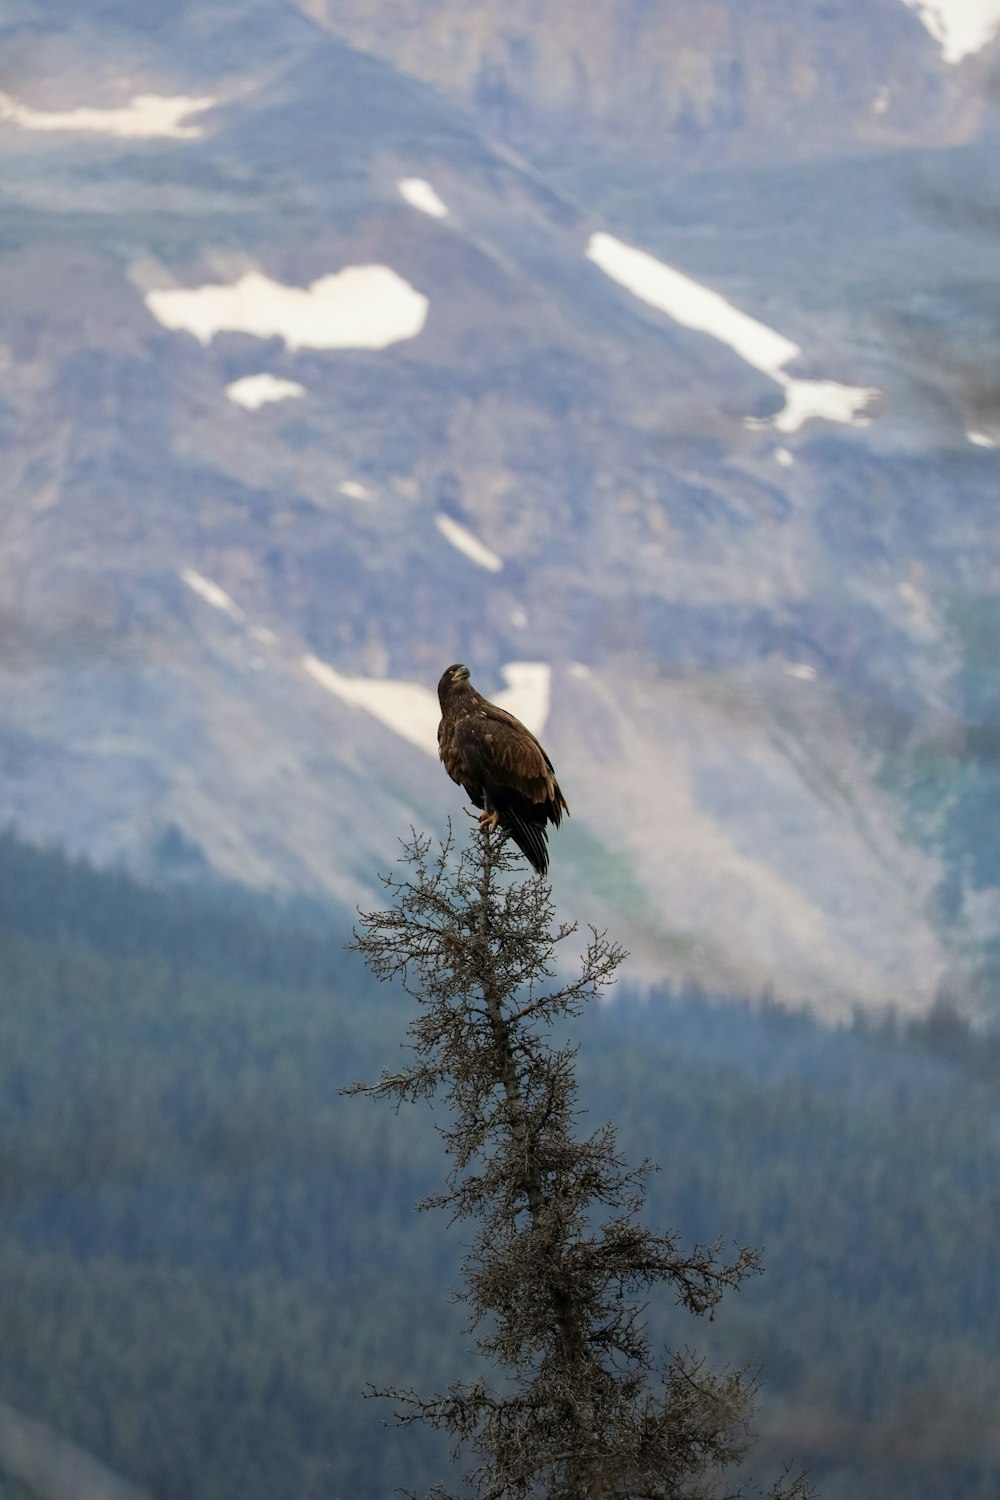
top-left (348, 826), bottom-right (808, 1500)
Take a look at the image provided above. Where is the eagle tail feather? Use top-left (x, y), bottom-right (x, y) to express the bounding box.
top-left (501, 807), bottom-right (549, 877)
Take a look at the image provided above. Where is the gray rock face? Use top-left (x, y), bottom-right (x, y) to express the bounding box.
top-left (1, 0), bottom-right (998, 1013)
top-left (298, 0), bottom-right (974, 163)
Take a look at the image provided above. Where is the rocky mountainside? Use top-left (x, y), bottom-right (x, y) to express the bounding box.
top-left (298, 0), bottom-right (990, 164)
top-left (1, 0), bottom-right (999, 1015)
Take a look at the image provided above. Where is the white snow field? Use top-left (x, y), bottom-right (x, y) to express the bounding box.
top-left (303, 659), bottom-right (551, 753)
top-left (302, 657), bottom-right (440, 755)
top-left (145, 267), bottom-right (428, 350)
top-left (180, 569), bottom-right (246, 622)
top-left (435, 514), bottom-right (503, 572)
top-left (901, 0), bottom-right (1000, 62)
top-left (587, 232), bottom-right (877, 434)
top-left (398, 178), bottom-right (449, 218)
top-left (0, 91), bottom-right (215, 138)
top-left (226, 374), bottom-right (306, 410)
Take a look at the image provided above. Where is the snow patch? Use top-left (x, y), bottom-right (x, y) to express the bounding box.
top-left (588, 232), bottom-right (798, 372)
top-left (226, 374), bottom-right (306, 410)
top-left (901, 0), bottom-right (1000, 63)
top-left (771, 377), bottom-right (874, 434)
top-left (302, 657), bottom-right (551, 754)
top-left (145, 267), bottom-right (428, 350)
top-left (0, 91), bottom-right (215, 138)
top-left (435, 514), bottom-right (503, 572)
top-left (399, 178), bottom-right (449, 218)
top-left (586, 231), bottom-right (877, 433)
top-left (180, 568), bottom-right (245, 622)
top-left (493, 662), bottom-right (551, 738)
top-left (303, 656), bottom-right (439, 756)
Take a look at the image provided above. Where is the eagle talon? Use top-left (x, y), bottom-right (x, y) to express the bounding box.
top-left (477, 810), bottom-right (500, 835)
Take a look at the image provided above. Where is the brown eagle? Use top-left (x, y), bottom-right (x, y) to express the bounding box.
top-left (437, 663), bottom-right (569, 876)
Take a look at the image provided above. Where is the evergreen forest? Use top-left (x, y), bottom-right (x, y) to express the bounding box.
top-left (0, 830), bottom-right (998, 1500)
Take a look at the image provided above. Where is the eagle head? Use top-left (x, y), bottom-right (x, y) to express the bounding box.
top-left (438, 662), bottom-right (472, 704)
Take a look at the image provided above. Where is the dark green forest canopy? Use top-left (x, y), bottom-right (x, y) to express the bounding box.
top-left (0, 831), bottom-right (998, 1500)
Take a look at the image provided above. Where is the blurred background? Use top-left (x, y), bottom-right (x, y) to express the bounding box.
top-left (1, 1), bottom-right (1000, 1497)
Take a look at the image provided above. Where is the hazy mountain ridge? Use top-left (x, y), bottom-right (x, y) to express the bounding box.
top-left (0, 0), bottom-right (998, 1012)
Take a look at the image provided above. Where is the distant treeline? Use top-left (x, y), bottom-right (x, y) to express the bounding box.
top-left (0, 830), bottom-right (998, 1500)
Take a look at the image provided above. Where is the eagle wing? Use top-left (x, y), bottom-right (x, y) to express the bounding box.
top-left (454, 702), bottom-right (565, 817)
top-left (438, 712), bottom-right (477, 795)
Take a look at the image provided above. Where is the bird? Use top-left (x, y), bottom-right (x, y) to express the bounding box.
top-left (437, 663), bottom-right (569, 876)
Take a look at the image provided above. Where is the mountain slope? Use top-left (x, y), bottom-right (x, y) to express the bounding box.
top-left (0, 0), bottom-right (998, 1011)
